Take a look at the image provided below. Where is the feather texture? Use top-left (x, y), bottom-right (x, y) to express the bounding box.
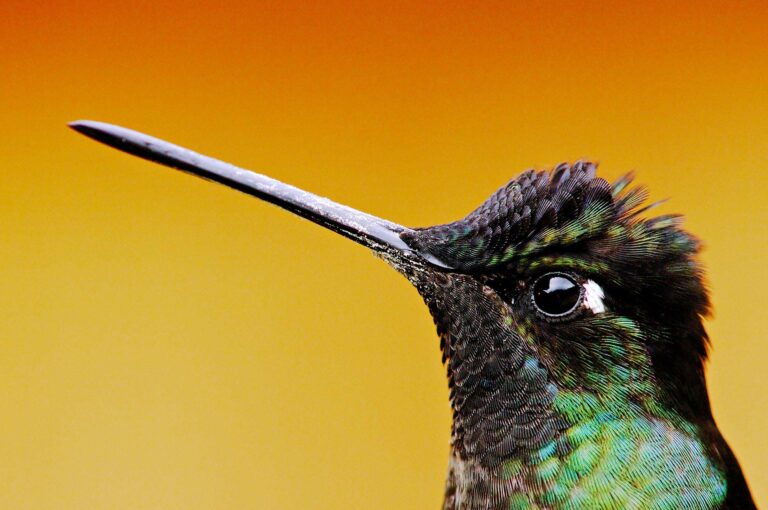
top-left (398, 163), bottom-right (754, 509)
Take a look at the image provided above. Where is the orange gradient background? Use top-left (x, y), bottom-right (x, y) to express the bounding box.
top-left (2, 1), bottom-right (767, 508)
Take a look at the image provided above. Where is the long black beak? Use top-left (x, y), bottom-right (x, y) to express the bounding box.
top-left (68, 120), bottom-right (449, 269)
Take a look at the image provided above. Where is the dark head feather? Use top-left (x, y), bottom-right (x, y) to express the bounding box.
top-left (402, 161), bottom-right (712, 423)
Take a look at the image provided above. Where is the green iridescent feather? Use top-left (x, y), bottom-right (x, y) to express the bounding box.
top-left (401, 162), bottom-right (754, 509)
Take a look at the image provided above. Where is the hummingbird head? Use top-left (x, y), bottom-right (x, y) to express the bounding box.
top-left (399, 161), bottom-right (712, 466)
top-left (69, 122), bottom-right (713, 469)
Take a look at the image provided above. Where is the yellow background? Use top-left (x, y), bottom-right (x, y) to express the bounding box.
top-left (2, 1), bottom-right (767, 508)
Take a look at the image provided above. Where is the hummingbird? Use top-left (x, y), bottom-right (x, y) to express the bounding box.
top-left (69, 120), bottom-right (756, 510)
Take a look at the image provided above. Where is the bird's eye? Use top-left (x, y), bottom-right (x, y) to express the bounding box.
top-left (531, 273), bottom-right (582, 318)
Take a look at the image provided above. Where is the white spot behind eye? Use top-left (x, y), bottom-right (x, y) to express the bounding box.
top-left (583, 279), bottom-right (606, 314)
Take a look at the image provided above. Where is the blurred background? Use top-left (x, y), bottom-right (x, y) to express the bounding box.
top-left (2, 1), bottom-right (767, 508)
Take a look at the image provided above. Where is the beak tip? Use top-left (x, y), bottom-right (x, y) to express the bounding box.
top-left (67, 120), bottom-right (140, 157)
top-left (68, 121), bottom-right (103, 145)
top-left (68, 119), bottom-right (107, 139)
top-left (68, 119), bottom-right (90, 132)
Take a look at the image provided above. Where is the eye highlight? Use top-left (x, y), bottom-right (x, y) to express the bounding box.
top-left (531, 272), bottom-right (582, 318)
